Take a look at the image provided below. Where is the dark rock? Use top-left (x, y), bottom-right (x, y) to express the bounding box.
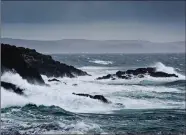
top-left (18, 45), bottom-right (89, 78)
top-left (115, 103), bottom-right (125, 107)
top-left (72, 93), bottom-right (110, 103)
top-left (72, 84), bottom-right (78, 86)
top-left (93, 95), bottom-right (110, 103)
top-left (120, 74), bottom-right (132, 79)
top-left (116, 71), bottom-right (125, 77)
top-left (97, 67), bottom-right (178, 80)
top-left (97, 74), bottom-right (113, 80)
top-left (48, 78), bottom-right (60, 82)
top-left (1, 44), bottom-right (90, 84)
top-left (1, 44), bottom-right (45, 84)
top-left (138, 74), bottom-right (145, 78)
top-left (150, 71), bottom-right (178, 78)
top-left (1, 81), bottom-right (24, 95)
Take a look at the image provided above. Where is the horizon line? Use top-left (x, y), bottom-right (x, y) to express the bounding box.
top-left (2, 37), bottom-right (185, 44)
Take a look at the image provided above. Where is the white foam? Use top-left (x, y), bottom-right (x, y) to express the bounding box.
top-left (152, 62), bottom-right (185, 79)
top-left (41, 121), bottom-right (103, 134)
top-left (89, 60), bottom-right (113, 65)
top-left (1, 61), bottom-right (185, 113)
top-left (1, 87), bottom-right (28, 108)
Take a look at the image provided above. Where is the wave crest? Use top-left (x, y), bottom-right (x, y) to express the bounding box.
top-left (89, 60), bottom-right (113, 65)
top-left (153, 62), bottom-right (184, 78)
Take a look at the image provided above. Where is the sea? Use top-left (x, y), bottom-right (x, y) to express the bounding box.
top-left (1, 53), bottom-right (186, 135)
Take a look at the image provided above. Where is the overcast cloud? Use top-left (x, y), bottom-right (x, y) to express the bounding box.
top-left (1, 1), bottom-right (185, 42)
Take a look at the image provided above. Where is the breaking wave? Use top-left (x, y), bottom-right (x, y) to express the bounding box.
top-left (152, 62), bottom-right (185, 79)
top-left (89, 59), bottom-right (113, 65)
top-left (1, 62), bottom-right (185, 113)
top-left (1, 51), bottom-right (186, 135)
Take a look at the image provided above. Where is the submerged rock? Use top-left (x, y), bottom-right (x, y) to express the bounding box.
top-left (72, 93), bottom-right (125, 107)
top-left (48, 78), bottom-right (61, 82)
top-left (115, 103), bottom-right (125, 107)
top-left (72, 93), bottom-right (110, 103)
top-left (97, 67), bottom-right (178, 80)
top-left (1, 81), bottom-right (24, 95)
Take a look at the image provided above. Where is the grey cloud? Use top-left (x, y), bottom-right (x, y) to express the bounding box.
top-left (2, 1), bottom-right (185, 24)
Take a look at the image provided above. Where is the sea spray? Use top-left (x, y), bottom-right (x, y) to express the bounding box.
top-left (1, 54), bottom-right (185, 134)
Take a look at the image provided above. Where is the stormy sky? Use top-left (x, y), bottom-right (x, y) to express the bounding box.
top-left (1, 1), bottom-right (185, 42)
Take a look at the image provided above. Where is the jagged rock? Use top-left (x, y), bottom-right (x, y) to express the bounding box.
top-left (1, 44), bottom-right (90, 84)
top-left (97, 67), bottom-right (178, 80)
top-left (1, 44), bottom-right (45, 84)
top-left (72, 93), bottom-right (124, 107)
top-left (72, 93), bottom-right (110, 103)
top-left (72, 84), bottom-right (78, 86)
top-left (97, 74), bottom-right (113, 80)
top-left (1, 81), bottom-right (24, 95)
top-left (48, 78), bottom-right (60, 82)
top-left (17, 45), bottom-right (89, 78)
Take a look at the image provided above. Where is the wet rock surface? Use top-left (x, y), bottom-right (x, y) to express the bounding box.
top-left (97, 67), bottom-right (178, 80)
top-left (1, 44), bottom-right (45, 84)
top-left (72, 93), bottom-right (110, 103)
top-left (1, 44), bottom-right (89, 84)
top-left (1, 81), bottom-right (24, 95)
top-left (48, 78), bottom-right (61, 82)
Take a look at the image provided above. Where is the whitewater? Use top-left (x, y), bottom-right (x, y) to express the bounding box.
top-left (1, 53), bottom-right (186, 134)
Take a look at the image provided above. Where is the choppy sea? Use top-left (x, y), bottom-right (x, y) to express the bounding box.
top-left (1, 53), bottom-right (186, 134)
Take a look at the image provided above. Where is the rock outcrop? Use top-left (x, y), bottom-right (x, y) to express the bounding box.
top-left (97, 67), bottom-right (178, 80)
top-left (72, 93), bottom-right (110, 103)
top-left (17, 45), bottom-right (89, 78)
top-left (72, 93), bottom-right (125, 107)
top-left (1, 44), bottom-right (89, 84)
top-left (48, 78), bottom-right (61, 82)
top-left (1, 44), bottom-right (45, 84)
top-left (1, 81), bottom-right (24, 95)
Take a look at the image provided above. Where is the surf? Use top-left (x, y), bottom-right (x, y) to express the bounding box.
top-left (1, 61), bottom-right (185, 113)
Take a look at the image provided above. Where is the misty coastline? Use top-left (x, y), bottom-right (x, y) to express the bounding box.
top-left (1, 38), bottom-right (185, 54)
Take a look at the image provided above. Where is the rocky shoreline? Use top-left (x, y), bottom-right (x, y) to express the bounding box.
top-left (97, 67), bottom-right (178, 80)
top-left (1, 44), bottom-right (89, 85)
top-left (1, 44), bottom-right (179, 103)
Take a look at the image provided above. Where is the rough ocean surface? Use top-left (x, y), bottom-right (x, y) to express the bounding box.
top-left (1, 53), bottom-right (186, 135)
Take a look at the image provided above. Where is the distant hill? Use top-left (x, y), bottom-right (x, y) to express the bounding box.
top-left (1, 38), bottom-right (185, 54)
